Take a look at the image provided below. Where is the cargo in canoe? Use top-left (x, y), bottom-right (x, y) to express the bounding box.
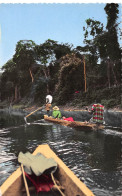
top-left (44, 115), bottom-right (104, 131)
top-left (0, 144), bottom-right (94, 196)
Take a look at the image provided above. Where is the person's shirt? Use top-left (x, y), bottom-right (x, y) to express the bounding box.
top-left (46, 95), bottom-right (53, 104)
top-left (91, 103), bottom-right (104, 123)
top-left (52, 110), bottom-right (62, 119)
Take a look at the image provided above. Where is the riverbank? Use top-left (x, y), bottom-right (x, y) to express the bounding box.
top-left (0, 100), bottom-right (122, 113)
top-left (5, 103), bottom-right (122, 113)
top-left (0, 85), bottom-right (121, 112)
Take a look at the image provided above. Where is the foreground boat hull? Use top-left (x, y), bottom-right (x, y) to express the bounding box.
top-left (0, 144), bottom-right (94, 196)
top-left (44, 115), bottom-right (104, 131)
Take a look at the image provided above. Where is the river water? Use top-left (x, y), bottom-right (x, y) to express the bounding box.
top-left (0, 109), bottom-right (122, 196)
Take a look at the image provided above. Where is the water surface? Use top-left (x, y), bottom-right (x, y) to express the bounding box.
top-left (0, 110), bottom-right (121, 196)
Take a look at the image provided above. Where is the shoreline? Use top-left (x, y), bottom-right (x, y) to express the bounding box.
top-left (0, 102), bottom-right (122, 113)
top-left (4, 105), bottom-right (122, 113)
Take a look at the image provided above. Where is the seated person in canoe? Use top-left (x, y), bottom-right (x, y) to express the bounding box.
top-left (88, 100), bottom-right (105, 124)
top-left (52, 106), bottom-right (62, 119)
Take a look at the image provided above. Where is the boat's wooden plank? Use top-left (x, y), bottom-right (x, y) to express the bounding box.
top-left (0, 168), bottom-right (23, 196)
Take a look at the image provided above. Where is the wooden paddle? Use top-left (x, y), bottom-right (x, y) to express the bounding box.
top-left (51, 173), bottom-right (65, 196)
top-left (21, 164), bottom-right (30, 196)
top-left (24, 106), bottom-right (44, 124)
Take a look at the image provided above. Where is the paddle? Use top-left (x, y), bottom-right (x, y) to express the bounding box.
top-left (24, 106), bottom-right (44, 124)
top-left (21, 164), bottom-right (30, 196)
top-left (51, 173), bottom-right (65, 196)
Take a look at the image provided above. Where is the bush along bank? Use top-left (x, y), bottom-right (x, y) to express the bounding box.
top-left (58, 85), bottom-right (121, 111)
top-left (0, 86), bottom-right (121, 112)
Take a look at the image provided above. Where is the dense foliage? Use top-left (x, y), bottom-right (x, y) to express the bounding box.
top-left (0, 3), bottom-right (121, 108)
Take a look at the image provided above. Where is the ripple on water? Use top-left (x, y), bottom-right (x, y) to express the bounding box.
top-left (103, 129), bottom-right (122, 137)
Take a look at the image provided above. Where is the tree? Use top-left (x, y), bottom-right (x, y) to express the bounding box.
top-left (35, 39), bottom-right (72, 94)
top-left (35, 39), bottom-right (56, 94)
top-left (55, 53), bottom-right (84, 103)
top-left (13, 40), bottom-right (36, 83)
top-left (82, 3), bottom-right (121, 88)
top-left (1, 59), bottom-right (19, 101)
top-left (83, 18), bottom-right (104, 66)
top-left (104, 3), bottom-right (121, 87)
top-left (83, 18), bottom-right (103, 40)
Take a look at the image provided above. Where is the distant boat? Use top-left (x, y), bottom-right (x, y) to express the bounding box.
top-left (44, 115), bottom-right (104, 131)
top-left (0, 144), bottom-right (95, 196)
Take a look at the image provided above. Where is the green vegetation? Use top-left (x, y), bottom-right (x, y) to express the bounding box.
top-left (0, 3), bottom-right (121, 110)
top-left (69, 86), bottom-right (121, 109)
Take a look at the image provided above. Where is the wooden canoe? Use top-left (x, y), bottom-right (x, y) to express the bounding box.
top-left (44, 115), bottom-right (104, 131)
top-left (0, 144), bottom-right (95, 196)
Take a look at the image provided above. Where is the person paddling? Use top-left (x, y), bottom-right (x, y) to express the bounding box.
top-left (45, 94), bottom-right (53, 116)
top-left (88, 99), bottom-right (105, 124)
top-left (46, 95), bottom-right (53, 104)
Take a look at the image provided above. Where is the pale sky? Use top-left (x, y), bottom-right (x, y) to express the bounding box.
top-left (0, 1), bottom-right (121, 68)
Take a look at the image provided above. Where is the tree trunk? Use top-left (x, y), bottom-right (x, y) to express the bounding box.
top-left (83, 56), bottom-right (87, 92)
top-left (15, 85), bottom-right (18, 101)
top-left (43, 67), bottom-right (49, 93)
top-left (111, 60), bottom-right (118, 86)
top-left (107, 60), bottom-right (111, 88)
top-left (18, 87), bottom-right (21, 99)
top-left (29, 68), bottom-right (34, 83)
top-left (107, 59), bottom-right (118, 88)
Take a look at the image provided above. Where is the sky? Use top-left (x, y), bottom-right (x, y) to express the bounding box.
top-left (0, 1), bottom-right (121, 68)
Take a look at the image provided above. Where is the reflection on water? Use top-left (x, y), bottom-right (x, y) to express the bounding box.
top-left (0, 110), bottom-right (122, 196)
